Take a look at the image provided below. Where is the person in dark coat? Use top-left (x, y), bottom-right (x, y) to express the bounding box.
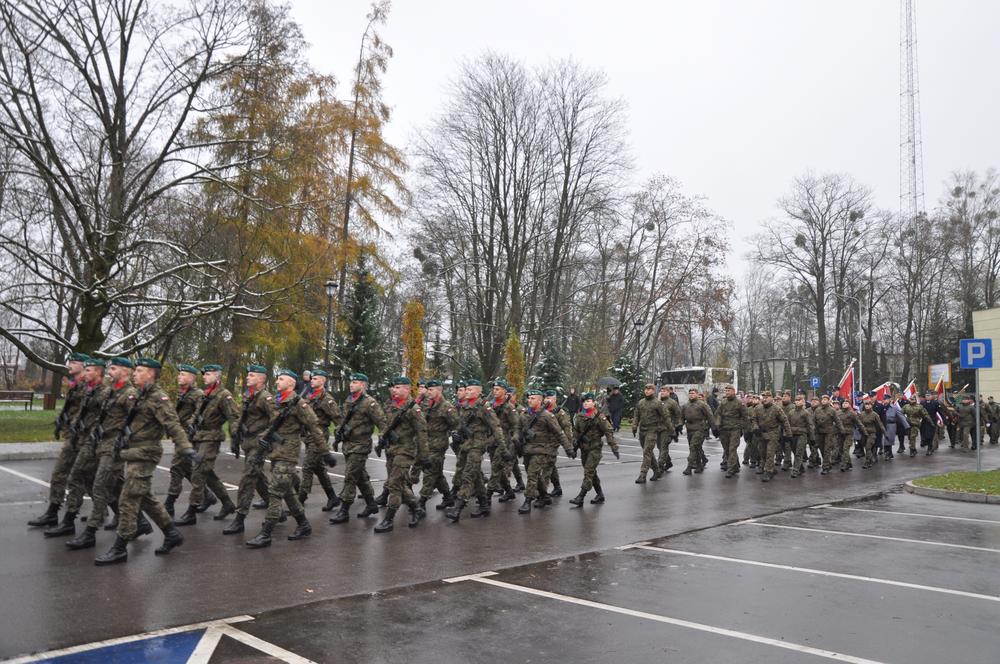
top-left (606, 387), bottom-right (625, 432)
top-left (563, 387), bottom-right (581, 415)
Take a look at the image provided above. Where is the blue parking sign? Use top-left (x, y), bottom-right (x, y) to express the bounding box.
top-left (960, 338), bottom-right (993, 369)
top-left (809, 376), bottom-right (820, 389)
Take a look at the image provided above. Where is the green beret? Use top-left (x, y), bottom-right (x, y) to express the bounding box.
top-left (312, 369), bottom-right (329, 378)
top-left (389, 376), bottom-right (411, 386)
top-left (465, 379), bottom-right (482, 387)
top-left (525, 389), bottom-right (542, 397)
top-left (581, 392), bottom-right (595, 401)
top-left (110, 357), bottom-right (134, 369)
top-left (177, 364), bottom-right (199, 375)
top-left (492, 379), bottom-right (510, 391)
top-left (84, 358), bottom-right (106, 368)
top-left (202, 364), bottom-right (223, 373)
top-left (543, 389), bottom-right (557, 397)
top-left (246, 364), bottom-right (267, 375)
top-left (276, 368), bottom-right (299, 380)
top-left (68, 352), bottom-right (90, 363)
top-left (456, 380), bottom-right (467, 388)
top-left (425, 379), bottom-right (442, 388)
top-left (350, 372), bottom-right (369, 382)
top-left (136, 357), bottom-right (160, 369)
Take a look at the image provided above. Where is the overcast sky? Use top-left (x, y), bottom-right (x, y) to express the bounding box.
top-left (289, 1), bottom-right (1000, 273)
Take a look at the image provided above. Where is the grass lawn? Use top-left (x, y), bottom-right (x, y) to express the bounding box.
top-left (913, 469), bottom-right (1000, 495)
top-left (0, 401), bottom-right (64, 443)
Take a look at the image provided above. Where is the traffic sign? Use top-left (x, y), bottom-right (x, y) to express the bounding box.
top-left (960, 338), bottom-right (993, 369)
top-left (809, 376), bottom-right (820, 389)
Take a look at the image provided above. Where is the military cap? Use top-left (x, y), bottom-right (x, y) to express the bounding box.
top-left (525, 389), bottom-right (543, 397)
top-left (110, 357), bottom-right (135, 369)
top-left (84, 358), bottom-right (106, 368)
top-left (761, 390), bottom-right (773, 397)
top-left (426, 379), bottom-right (442, 388)
top-left (246, 364), bottom-right (267, 375)
top-left (581, 392), bottom-right (596, 401)
top-left (465, 379), bottom-right (482, 387)
top-left (136, 357), bottom-right (160, 369)
top-left (276, 368), bottom-right (299, 380)
top-left (177, 364), bottom-right (199, 375)
top-left (456, 380), bottom-right (467, 388)
top-left (644, 382), bottom-right (656, 388)
top-left (389, 376), bottom-right (412, 386)
top-left (543, 389), bottom-right (557, 397)
top-left (350, 372), bottom-right (369, 382)
top-left (201, 363), bottom-right (223, 373)
top-left (493, 379), bottom-right (510, 391)
top-left (68, 352), bottom-right (90, 363)
top-left (312, 369), bottom-right (329, 378)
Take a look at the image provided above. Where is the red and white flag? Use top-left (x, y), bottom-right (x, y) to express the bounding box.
top-left (837, 361), bottom-right (855, 399)
top-left (872, 381), bottom-right (892, 401)
top-left (933, 376), bottom-right (945, 399)
top-left (903, 379), bottom-right (917, 400)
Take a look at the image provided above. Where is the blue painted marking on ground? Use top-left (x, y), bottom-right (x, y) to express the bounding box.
top-left (35, 629), bottom-right (205, 663)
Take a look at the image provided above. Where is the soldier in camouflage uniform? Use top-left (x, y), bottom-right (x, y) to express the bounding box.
top-left (174, 364), bottom-right (240, 526)
top-left (836, 400), bottom-right (862, 471)
top-left (632, 383), bottom-right (672, 483)
top-left (902, 398), bottom-right (929, 457)
top-left (164, 364), bottom-right (205, 517)
top-left (517, 390), bottom-right (573, 514)
top-left (94, 358), bottom-right (199, 565)
top-left (813, 395), bottom-right (845, 475)
top-left (544, 389), bottom-right (572, 496)
top-left (569, 393), bottom-right (619, 506)
top-left (415, 379), bottom-right (459, 513)
top-left (987, 396), bottom-right (1000, 445)
top-left (67, 358), bottom-right (147, 550)
top-left (486, 380), bottom-right (519, 502)
top-left (807, 396), bottom-right (822, 466)
top-left (29, 352), bottom-right (90, 529)
top-left (751, 391), bottom-right (791, 482)
top-left (246, 369), bottom-right (335, 548)
top-left (681, 389), bottom-right (716, 475)
top-left (779, 392), bottom-right (795, 470)
top-left (223, 365), bottom-right (276, 535)
top-left (329, 373), bottom-right (385, 524)
top-left (301, 369), bottom-right (342, 511)
top-left (659, 387), bottom-right (682, 472)
top-left (717, 385), bottom-right (749, 478)
top-left (446, 379), bottom-right (503, 522)
top-left (857, 399), bottom-right (886, 469)
top-left (956, 394), bottom-right (983, 452)
top-left (785, 394), bottom-right (815, 477)
top-left (741, 394), bottom-right (762, 467)
top-left (373, 377), bottom-right (428, 532)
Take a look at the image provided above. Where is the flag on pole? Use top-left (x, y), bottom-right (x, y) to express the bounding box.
top-left (903, 379), bottom-right (917, 400)
top-left (872, 381), bottom-right (892, 401)
top-left (837, 361), bottom-right (855, 399)
top-left (933, 375), bottom-right (945, 399)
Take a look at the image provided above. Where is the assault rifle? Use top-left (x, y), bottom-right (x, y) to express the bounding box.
top-left (253, 395), bottom-right (297, 464)
top-left (231, 395), bottom-right (255, 458)
top-left (516, 409), bottom-right (542, 457)
top-left (375, 399), bottom-right (417, 457)
top-left (112, 389), bottom-right (146, 462)
top-left (334, 394), bottom-right (363, 449)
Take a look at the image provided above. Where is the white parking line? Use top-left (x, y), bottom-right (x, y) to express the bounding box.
top-left (632, 545), bottom-right (1000, 603)
top-left (444, 571), bottom-right (885, 664)
top-left (155, 465), bottom-right (239, 491)
top-left (0, 464), bottom-right (51, 488)
top-left (816, 505), bottom-right (1000, 525)
top-left (742, 521), bottom-right (1000, 554)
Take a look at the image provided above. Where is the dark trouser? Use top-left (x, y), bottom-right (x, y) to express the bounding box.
top-left (48, 439), bottom-right (80, 507)
top-left (65, 445), bottom-right (97, 513)
top-left (189, 442), bottom-right (227, 507)
top-left (235, 452), bottom-right (269, 516)
top-left (301, 446), bottom-right (335, 496)
top-left (610, 410), bottom-right (622, 431)
top-left (418, 446), bottom-right (451, 500)
top-left (265, 461), bottom-right (303, 524)
top-left (339, 451), bottom-right (375, 505)
top-left (166, 452), bottom-right (193, 499)
top-left (455, 446), bottom-right (486, 501)
top-left (88, 453), bottom-right (123, 529)
top-left (118, 461), bottom-right (170, 541)
top-left (720, 429), bottom-right (742, 470)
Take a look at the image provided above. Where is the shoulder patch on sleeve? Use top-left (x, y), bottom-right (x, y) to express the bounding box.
top-left (161, 395), bottom-right (169, 400)
top-left (266, 396), bottom-right (273, 401)
top-left (227, 395), bottom-right (233, 400)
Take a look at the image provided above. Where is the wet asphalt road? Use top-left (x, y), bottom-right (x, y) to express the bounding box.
top-left (1, 436), bottom-right (997, 662)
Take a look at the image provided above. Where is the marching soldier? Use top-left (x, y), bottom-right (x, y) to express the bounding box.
top-left (717, 385), bottom-right (749, 478)
top-left (779, 392), bottom-right (795, 470)
top-left (987, 396), bottom-right (1000, 445)
top-left (544, 388), bottom-right (572, 496)
top-left (516, 389), bottom-right (573, 514)
top-left (164, 364), bottom-right (208, 517)
top-left (807, 396), bottom-right (823, 466)
top-left (417, 379), bottom-right (459, 513)
top-left (173, 364), bottom-right (239, 526)
top-left (680, 388), bottom-right (715, 476)
top-left (446, 379), bottom-right (503, 522)
top-left (751, 391), bottom-right (790, 482)
top-left (569, 393), bottom-right (619, 506)
top-left (223, 365), bottom-right (276, 535)
top-left (660, 387), bottom-right (682, 471)
top-left (836, 399), bottom-right (862, 471)
top-left (632, 383), bottom-right (671, 483)
top-left (94, 358), bottom-right (199, 565)
top-left (786, 394), bottom-right (815, 477)
top-left (902, 397), bottom-right (929, 457)
top-left (487, 380), bottom-right (519, 502)
top-left (301, 369), bottom-right (342, 511)
top-left (742, 393), bottom-right (761, 467)
top-left (373, 377), bottom-right (427, 532)
top-left (329, 373), bottom-right (385, 524)
top-left (29, 352), bottom-right (90, 529)
top-left (246, 369), bottom-right (335, 548)
top-left (858, 399), bottom-right (886, 469)
top-left (956, 394), bottom-right (983, 452)
top-left (814, 395), bottom-right (846, 475)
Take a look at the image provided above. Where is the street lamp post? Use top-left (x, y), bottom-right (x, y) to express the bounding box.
top-left (324, 279), bottom-right (338, 368)
top-left (834, 293), bottom-right (863, 396)
top-left (633, 316), bottom-right (646, 378)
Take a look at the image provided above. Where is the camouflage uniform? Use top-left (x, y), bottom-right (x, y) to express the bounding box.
top-left (520, 407), bottom-right (572, 501)
top-left (902, 402), bottom-right (929, 453)
top-left (836, 408), bottom-right (862, 469)
top-left (681, 398), bottom-right (715, 472)
top-left (260, 392), bottom-right (326, 524)
top-left (632, 395), bottom-right (671, 479)
top-left (87, 380), bottom-right (139, 531)
top-left (572, 409), bottom-right (617, 496)
top-left (63, 382), bottom-right (112, 516)
top-left (716, 395), bottom-right (749, 474)
top-left (548, 406), bottom-right (573, 493)
top-left (187, 385), bottom-right (239, 507)
top-left (234, 388), bottom-right (276, 516)
top-left (47, 379), bottom-right (89, 507)
top-left (752, 401), bottom-right (791, 476)
top-left (486, 397), bottom-right (519, 496)
top-left (663, 397), bottom-right (682, 444)
top-left (956, 401), bottom-right (983, 451)
top-left (166, 385), bottom-right (204, 502)
top-left (453, 398), bottom-right (502, 503)
top-left (382, 398), bottom-right (427, 511)
top-left (417, 396), bottom-right (459, 502)
top-left (785, 404), bottom-right (815, 476)
top-left (779, 398), bottom-right (795, 469)
top-left (813, 403), bottom-right (845, 472)
top-left (337, 392), bottom-right (385, 507)
top-left (857, 408), bottom-right (886, 466)
top-left (303, 387), bottom-right (341, 501)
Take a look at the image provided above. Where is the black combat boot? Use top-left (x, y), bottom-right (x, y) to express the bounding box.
top-left (174, 506), bottom-right (198, 526)
top-left (790, 467), bottom-right (801, 478)
top-left (820, 467), bottom-right (830, 475)
top-left (725, 468), bottom-right (736, 478)
top-left (910, 448), bottom-right (917, 457)
top-left (357, 499), bottom-right (379, 518)
top-left (550, 482), bottom-right (562, 497)
top-left (635, 472), bottom-right (647, 483)
top-left (213, 498), bottom-right (236, 521)
top-left (329, 504), bottom-right (351, 524)
top-left (65, 526), bottom-right (97, 550)
top-left (374, 487), bottom-right (389, 507)
top-left (374, 507), bottom-right (397, 533)
top-left (195, 492), bottom-right (217, 513)
top-left (415, 498), bottom-right (427, 520)
top-left (155, 526), bottom-right (184, 555)
top-left (94, 536), bottom-right (128, 566)
top-left (518, 497), bottom-right (532, 514)
top-left (222, 513), bottom-right (246, 535)
top-left (408, 505), bottom-right (421, 528)
top-left (288, 513), bottom-right (312, 540)
top-left (897, 444), bottom-right (905, 453)
top-left (694, 463), bottom-right (704, 474)
top-left (436, 490), bottom-right (455, 510)
top-left (322, 487), bottom-right (341, 512)
top-left (297, 490), bottom-right (309, 505)
top-left (885, 448), bottom-right (894, 460)
top-left (164, 495), bottom-right (177, 518)
top-left (681, 466), bottom-right (693, 476)
top-left (252, 498), bottom-right (268, 510)
top-left (28, 503), bottom-right (60, 527)
top-left (569, 490), bottom-right (586, 506)
top-left (470, 496), bottom-right (485, 518)
top-left (590, 490), bottom-right (606, 504)
top-left (481, 495), bottom-right (492, 516)
top-left (498, 487), bottom-right (516, 503)
top-left (761, 472), bottom-right (772, 482)
top-left (136, 512), bottom-right (153, 537)
top-left (650, 468), bottom-right (662, 481)
top-left (43, 511), bottom-right (77, 538)
top-left (246, 521), bottom-right (274, 548)
top-left (720, 461), bottom-right (728, 471)
top-left (446, 498), bottom-right (466, 522)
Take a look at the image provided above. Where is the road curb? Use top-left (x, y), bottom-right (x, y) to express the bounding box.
top-left (0, 441), bottom-right (177, 462)
top-left (903, 479), bottom-right (1000, 504)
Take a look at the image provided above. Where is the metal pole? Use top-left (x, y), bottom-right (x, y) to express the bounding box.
top-left (976, 368), bottom-right (982, 472)
top-left (324, 292), bottom-right (333, 367)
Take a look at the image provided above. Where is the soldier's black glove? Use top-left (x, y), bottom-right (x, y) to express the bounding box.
top-left (568, 449), bottom-right (577, 459)
top-left (613, 449), bottom-right (620, 460)
top-left (230, 440), bottom-right (240, 458)
top-left (375, 439), bottom-right (385, 458)
top-left (178, 448), bottom-right (200, 463)
top-left (421, 458), bottom-right (434, 471)
top-left (502, 451), bottom-right (514, 463)
top-left (322, 452), bottom-right (338, 468)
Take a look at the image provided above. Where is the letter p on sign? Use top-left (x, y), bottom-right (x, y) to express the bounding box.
top-left (960, 338), bottom-right (993, 369)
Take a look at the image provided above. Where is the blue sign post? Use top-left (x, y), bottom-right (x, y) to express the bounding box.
top-left (809, 376), bottom-right (821, 390)
top-left (959, 338), bottom-right (993, 471)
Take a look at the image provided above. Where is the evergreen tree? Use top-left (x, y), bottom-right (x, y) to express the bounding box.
top-left (782, 361), bottom-right (794, 392)
top-left (758, 362), bottom-right (773, 392)
top-left (610, 355), bottom-right (642, 406)
top-left (333, 257), bottom-right (389, 387)
top-left (533, 334), bottom-right (567, 389)
top-left (428, 331), bottom-right (446, 378)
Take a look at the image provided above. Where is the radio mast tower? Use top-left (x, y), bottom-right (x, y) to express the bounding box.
top-left (900, 0), bottom-right (925, 221)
